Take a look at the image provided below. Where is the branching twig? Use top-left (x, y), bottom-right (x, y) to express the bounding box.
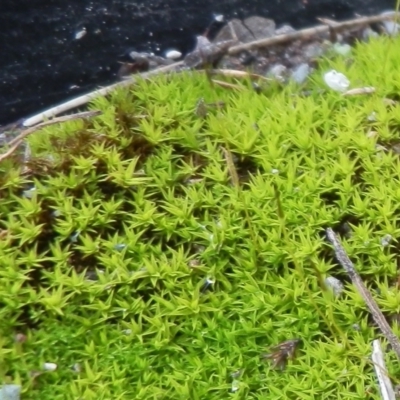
top-left (228, 13), bottom-right (400, 55)
top-left (326, 228), bottom-right (400, 360)
top-left (20, 13), bottom-right (400, 128)
top-left (0, 110), bottom-right (101, 163)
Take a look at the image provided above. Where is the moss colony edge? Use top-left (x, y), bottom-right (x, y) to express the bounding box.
top-left (1, 36), bottom-right (400, 399)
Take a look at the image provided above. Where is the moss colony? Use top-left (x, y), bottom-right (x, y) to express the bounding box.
top-left (2, 36), bottom-right (400, 399)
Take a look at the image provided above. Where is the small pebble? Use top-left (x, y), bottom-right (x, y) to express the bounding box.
top-left (188, 259), bottom-right (200, 268)
top-left (231, 379), bottom-right (240, 392)
top-left (230, 369), bottom-right (243, 379)
top-left (201, 277), bottom-right (215, 293)
top-left (72, 363), bottom-right (81, 373)
top-left (14, 333), bottom-right (27, 343)
top-left (43, 362), bottom-right (57, 372)
top-left (74, 28), bottom-right (87, 40)
top-left (268, 64), bottom-right (287, 83)
top-left (0, 384), bottom-right (21, 400)
top-left (291, 63), bottom-right (310, 84)
top-left (333, 43), bottom-right (352, 56)
top-left (22, 187), bottom-right (36, 199)
top-left (367, 111), bottom-right (377, 122)
top-left (323, 70), bottom-right (350, 92)
top-left (325, 276), bottom-right (344, 297)
top-left (381, 234), bottom-right (393, 247)
top-left (70, 231), bottom-right (80, 243)
top-left (380, 12), bottom-right (400, 36)
top-left (165, 49), bottom-right (182, 60)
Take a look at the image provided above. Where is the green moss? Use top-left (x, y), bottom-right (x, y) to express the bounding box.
top-left (2, 35), bottom-right (400, 399)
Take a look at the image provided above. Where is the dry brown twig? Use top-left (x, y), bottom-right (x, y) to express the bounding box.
top-left (326, 228), bottom-right (400, 360)
top-left (0, 110), bottom-right (102, 164)
top-left (343, 87), bottom-right (376, 96)
top-left (229, 13), bottom-right (400, 55)
top-left (20, 13), bottom-right (399, 127)
top-left (211, 69), bottom-right (271, 81)
top-left (211, 79), bottom-right (244, 90)
top-left (221, 147), bottom-right (239, 187)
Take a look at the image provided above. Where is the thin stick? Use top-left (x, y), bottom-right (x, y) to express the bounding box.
top-left (372, 339), bottom-right (396, 400)
top-left (221, 147), bottom-right (239, 187)
top-left (22, 62), bottom-right (183, 127)
top-left (0, 110), bottom-right (101, 163)
top-left (20, 12), bottom-right (399, 128)
top-left (326, 228), bottom-right (400, 360)
top-left (228, 13), bottom-right (400, 55)
top-left (211, 69), bottom-right (271, 81)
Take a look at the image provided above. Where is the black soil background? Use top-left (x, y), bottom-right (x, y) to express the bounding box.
top-left (0, 0), bottom-right (395, 126)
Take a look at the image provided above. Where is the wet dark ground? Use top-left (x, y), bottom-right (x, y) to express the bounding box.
top-left (0, 0), bottom-right (396, 126)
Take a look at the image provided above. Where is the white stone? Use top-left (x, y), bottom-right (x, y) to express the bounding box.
top-left (0, 384), bottom-right (21, 400)
top-left (43, 362), bottom-right (57, 371)
top-left (291, 63), bottom-right (310, 84)
top-left (165, 49), bottom-right (182, 60)
top-left (325, 276), bottom-right (344, 297)
top-left (323, 70), bottom-right (350, 92)
top-left (74, 28), bottom-right (87, 40)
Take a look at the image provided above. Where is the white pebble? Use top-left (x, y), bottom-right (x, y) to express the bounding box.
top-left (231, 379), bottom-right (240, 392)
top-left (165, 49), bottom-right (182, 60)
top-left (333, 43), bottom-right (352, 56)
top-left (381, 234), bottom-right (393, 247)
top-left (325, 276), bottom-right (344, 297)
top-left (195, 35), bottom-right (211, 50)
top-left (0, 384), bottom-right (21, 400)
top-left (43, 362), bottom-right (57, 372)
top-left (291, 63), bottom-right (310, 84)
top-left (323, 70), bottom-right (350, 92)
top-left (367, 111), bottom-right (377, 122)
top-left (74, 28), bottom-right (87, 40)
top-left (214, 14), bottom-right (224, 22)
top-left (381, 11), bottom-right (400, 36)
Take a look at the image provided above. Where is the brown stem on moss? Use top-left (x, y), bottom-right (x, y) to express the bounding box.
top-left (326, 228), bottom-right (400, 360)
top-left (228, 13), bottom-right (400, 55)
top-left (0, 110), bottom-right (102, 163)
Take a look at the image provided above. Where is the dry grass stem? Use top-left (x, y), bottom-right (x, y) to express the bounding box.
top-left (0, 110), bottom-right (102, 163)
top-left (372, 339), bottom-right (396, 400)
top-left (211, 69), bottom-right (271, 81)
top-left (343, 87), bottom-right (376, 96)
top-left (23, 62), bottom-right (183, 127)
top-left (221, 147), bottom-right (239, 187)
top-left (326, 228), bottom-right (400, 360)
top-left (211, 79), bottom-right (244, 90)
top-left (229, 13), bottom-right (400, 55)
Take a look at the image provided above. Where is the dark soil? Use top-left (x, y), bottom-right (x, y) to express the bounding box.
top-left (0, 0), bottom-right (395, 125)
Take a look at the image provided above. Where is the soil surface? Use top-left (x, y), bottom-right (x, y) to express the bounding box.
top-left (0, 0), bottom-right (395, 125)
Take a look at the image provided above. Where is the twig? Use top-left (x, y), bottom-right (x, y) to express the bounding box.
top-left (228, 13), bottom-right (400, 55)
top-left (0, 110), bottom-right (101, 163)
top-left (221, 147), bottom-right (239, 187)
top-left (211, 79), bottom-right (244, 90)
top-left (326, 228), bottom-right (400, 360)
top-left (372, 339), bottom-right (396, 400)
top-left (22, 62), bottom-right (183, 127)
top-left (211, 69), bottom-right (271, 81)
top-left (20, 12), bottom-right (400, 127)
